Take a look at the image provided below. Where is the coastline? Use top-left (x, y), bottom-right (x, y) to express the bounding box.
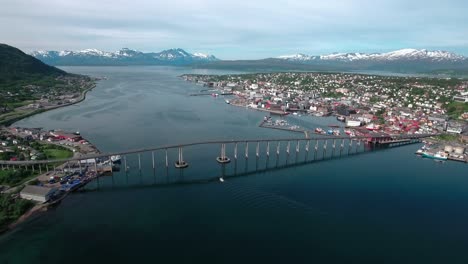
top-left (0, 82), bottom-right (97, 127)
top-left (0, 80), bottom-right (99, 236)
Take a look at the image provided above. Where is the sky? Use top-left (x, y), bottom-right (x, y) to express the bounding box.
top-left (1, 0), bottom-right (468, 59)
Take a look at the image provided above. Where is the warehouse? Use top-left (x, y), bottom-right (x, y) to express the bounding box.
top-left (20, 185), bottom-right (58, 203)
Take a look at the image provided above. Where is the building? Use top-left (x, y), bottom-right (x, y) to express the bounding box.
top-left (20, 185), bottom-right (58, 203)
top-left (50, 131), bottom-right (82, 142)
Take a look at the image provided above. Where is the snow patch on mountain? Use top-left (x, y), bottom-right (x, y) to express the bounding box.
top-left (277, 49), bottom-right (466, 62)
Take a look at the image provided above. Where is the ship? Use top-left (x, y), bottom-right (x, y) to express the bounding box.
top-left (422, 151), bottom-right (448, 160)
top-left (225, 99), bottom-right (230, 104)
top-left (336, 116), bottom-right (345, 122)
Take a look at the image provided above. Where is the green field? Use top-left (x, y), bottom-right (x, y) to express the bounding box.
top-left (42, 147), bottom-right (73, 160)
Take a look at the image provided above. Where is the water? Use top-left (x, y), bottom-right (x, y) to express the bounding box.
top-left (1, 66), bottom-right (467, 263)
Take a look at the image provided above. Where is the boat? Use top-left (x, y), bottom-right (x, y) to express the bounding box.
top-left (315, 127), bottom-right (325, 134)
top-left (110, 155), bottom-right (121, 163)
top-left (225, 99), bottom-right (230, 104)
top-left (332, 129), bottom-right (341, 136)
top-left (422, 151), bottom-right (448, 160)
top-left (336, 116), bottom-right (345, 122)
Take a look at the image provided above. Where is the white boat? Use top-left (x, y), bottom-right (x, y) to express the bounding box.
top-left (110, 155), bottom-right (121, 163)
top-left (225, 99), bottom-right (230, 104)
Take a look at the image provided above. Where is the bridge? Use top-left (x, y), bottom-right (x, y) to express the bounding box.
top-left (0, 133), bottom-right (433, 190)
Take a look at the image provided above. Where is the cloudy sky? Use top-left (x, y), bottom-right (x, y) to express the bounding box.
top-left (2, 0), bottom-right (467, 59)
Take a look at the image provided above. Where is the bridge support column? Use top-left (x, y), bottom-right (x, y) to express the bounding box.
top-left (314, 141), bottom-right (318, 160)
top-left (348, 140), bottom-right (353, 155)
top-left (286, 141), bottom-right (290, 164)
top-left (295, 140), bottom-right (300, 162)
top-left (32, 164), bottom-right (35, 173)
top-left (340, 139), bottom-right (344, 156)
top-left (217, 143), bottom-right (231, 164)
top-left (332, 139), bottom-right (336, 157)
top-left (165, 149), bottom-right (168, 169)
top-left (357, 139), bottom-right (361, 153)
top-left (138, 154), bottom-right (141, 171)
top-left (39, 164), bottom-right (42, 174)
top-left (234, 143), bottom-right (238, 161)
top-left (305, 140), bottom-right (310, 162)
top-left (322, 140), bottom-right (327, 160)
top-left (276, 142), bottom-right (280, 166)
top-left (244, 142), bottom-right (248, 159)
top-left (266, 142), bottom-right (270, 158)
top-left (175, 147), bottom-right (188, 168)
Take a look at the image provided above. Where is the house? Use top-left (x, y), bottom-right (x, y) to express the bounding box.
top-left (20, 185), bottom-right (58, 203)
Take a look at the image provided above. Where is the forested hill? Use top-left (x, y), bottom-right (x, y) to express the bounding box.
top-left (0, 43), bottom-right (66, 82)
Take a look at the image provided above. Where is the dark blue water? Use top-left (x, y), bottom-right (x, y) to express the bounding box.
top-left (1, 66), bottom-right (467, 264)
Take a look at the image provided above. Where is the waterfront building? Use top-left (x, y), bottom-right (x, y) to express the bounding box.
top-left (20, 185), bottom-right (58, 203)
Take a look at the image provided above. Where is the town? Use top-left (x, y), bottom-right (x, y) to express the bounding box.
top-left (0, 75), bottom-right (96, 126)
top-left (0, 126), bottom-right (115, 232)
top-left (182, 72), bottom-right (468, 161)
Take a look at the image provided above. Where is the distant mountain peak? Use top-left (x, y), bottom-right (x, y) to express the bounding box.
top-left (276, 48), bottom-right (466, 62)
top-left (30, 47), bottom-right (219, 65)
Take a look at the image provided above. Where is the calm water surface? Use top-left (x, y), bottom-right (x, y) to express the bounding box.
top-left (1, 66), bottom-right (467, 264)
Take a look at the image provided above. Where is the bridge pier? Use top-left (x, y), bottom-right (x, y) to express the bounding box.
top-left (340, 139), bottom-right (344, 156)
top-left (286, 141), bottom-right (291, 164)
top-left (276, 142), bottom-right (280, 167)
top-left (266, 142), bottom-right (270, 158)
top-left (217, 143), bottom-right (231, 164)
top-left (234, 143), bottom-right (238, 159)
top-left (305, 140), bottom-right (310, 162)
top-left (332, 139), bottom-right (336, 157)
top-left (314, 140), bottom-right (318, 160)
top-left (175, 147), bottom-right (188, 168)
top-left (322, 140), bottom-right (327, 160)
top-left (138, 154), bottom-right (141, 171)
top-left (295, 140), bottom-right (300, 163)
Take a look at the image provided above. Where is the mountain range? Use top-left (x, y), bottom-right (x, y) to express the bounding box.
top-left (30, 47), bottom-right (468, 73)
top-left (31, 48), bottom-right (219, 66)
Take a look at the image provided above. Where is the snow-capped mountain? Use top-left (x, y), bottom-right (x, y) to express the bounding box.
top-left (31, 48), bottom-right (219, 66)
top-left (276, 49), bottom-right (466, 62)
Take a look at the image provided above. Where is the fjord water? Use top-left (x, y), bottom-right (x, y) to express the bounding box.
top-left (1, 66), bottom-right (468, 263)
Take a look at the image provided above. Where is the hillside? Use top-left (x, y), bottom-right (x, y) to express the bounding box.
top-left (0, 44), bottom-right (94, 126)
top-left (0, 43), bottom-right (66, 81)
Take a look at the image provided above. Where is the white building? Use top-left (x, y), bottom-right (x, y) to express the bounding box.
top-left (20, 185), bottom-right (58, 203)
